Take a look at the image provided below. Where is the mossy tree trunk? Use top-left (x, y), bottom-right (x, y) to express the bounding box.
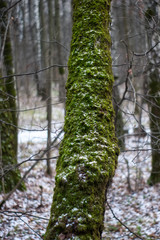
top-left (0, 1), bottom-right (25, 193)
top-left (45, 1), bottom-right (119, 239)
top-left (148, 70), bottom-right (160, 185)
top-left (145, 2), bottom-right (160, 185)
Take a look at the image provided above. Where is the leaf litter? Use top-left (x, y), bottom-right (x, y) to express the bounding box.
top-left (0, 94), bottom-right (160, 240)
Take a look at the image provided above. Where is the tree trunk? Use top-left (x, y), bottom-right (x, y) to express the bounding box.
top-left (44, 1), bottom-right (119, 239)
top-left (146, 1), bottom-right (160, 185)
top-left (148, 70), bottom-right (160, 185)
top-left (38, 0), bottom-right (48, 99)
top-left (54, 0), bottom-right (66, 101)
top-left (28, 0), bottom-right (39, 92)
top-left (0, 1), bottom-right (25, 193)
top-left (46, 0), bottom-right (53, 175)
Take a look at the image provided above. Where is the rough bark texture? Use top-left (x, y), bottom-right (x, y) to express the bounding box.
top-left (0, 1), bottom-right (25, 192)
top-left (45, 0), bottom-right (119, 239)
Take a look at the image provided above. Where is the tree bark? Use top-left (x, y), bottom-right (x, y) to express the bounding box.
top-left (46, 0), bottom-right (53, 175)
top-left (148, 69), bottom-right (160, 185)
top-left (0, 0), bottom-right (25, 193)
top-left (44, 1), bottom-right (119, 239)
top-left (146, 1), bottom-right (160, 185)
top-left (38, 0), bottom-right (48, 99)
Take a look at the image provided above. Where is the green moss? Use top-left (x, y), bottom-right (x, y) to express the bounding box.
top-left (0, 78), bottom-right (25, 192)
top-left (148, 69), bottom-right (160, 185)
top-left (45, 0), bottom-right (119, 239)
top-left (0, 0), bottom-right (25, 193)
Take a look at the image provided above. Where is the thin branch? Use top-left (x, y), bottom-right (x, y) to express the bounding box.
top-left (106, 198), bottom-right (144, 240)
top-left (0, 129), bottom-right (63, 208)
top-left (0, 161), bottom-right (37, 209)
top-left (0, 119), bottom-right (64, 132)
top-left (121, 148), bottom-right (159, 152)
top-left (1, 129), bottom-right (63, 178)
top-left (117, 41), bottom-right (133, 107)
top-left (0, 64), bottom-right (68, 80)
top-left (0, 210), bottom-right (49, 220)
top-left (16, 213), bottom-right (43, 239)
top-left (133, 41), bottom-right (160, 56)
top-left (2, 0), bottom-right (23, 17)
top-left (0, 100), bottom-right (65, 113)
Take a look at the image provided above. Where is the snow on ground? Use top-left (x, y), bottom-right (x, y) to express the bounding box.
top-left (103, 136), bottom-right (160, 239)
top-left (0, 92), bottom-right (160, 240)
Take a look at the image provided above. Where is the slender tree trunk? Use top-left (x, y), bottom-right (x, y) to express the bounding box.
top-left (148, 72), bottom-right (160, 184)
top-left (28, 0), bottom-right (39, 92)
top-left (44, 1), bottom-right (119, 239)
top-left (0, 131), bottom-right (5, 193)
top-left (45, 0), bottom-right (54, 175)
top-left (38, 0), bottom-right (48, 99)
top-left (146, 1), bottom-right (160, 185)
top-left (54, 0), bottom-right (66, 101)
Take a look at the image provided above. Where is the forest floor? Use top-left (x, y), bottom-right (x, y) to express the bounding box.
top-left (0, 89), bottom-right (160, 240)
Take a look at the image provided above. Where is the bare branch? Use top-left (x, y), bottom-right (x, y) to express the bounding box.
top-left (0, 64), bottom-right (68, 80)
top-left (133, 41), bottom-right (160, 56)
top-left (2, 0), bottom-right (23, 17)
top-left (106, 198), bottom-right (145, 240)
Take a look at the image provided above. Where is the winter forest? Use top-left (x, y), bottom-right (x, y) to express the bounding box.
top-left (0, 0), bottom-right (160, 239)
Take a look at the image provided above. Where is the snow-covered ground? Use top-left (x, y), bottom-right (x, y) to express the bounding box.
top-left (0, 92), bottom-right (160, 240)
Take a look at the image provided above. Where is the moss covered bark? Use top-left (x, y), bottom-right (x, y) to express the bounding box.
top-left (45, 0), bottom-right (119, 239)
top-left (146, 3), bottom-right (160, 185)
top-left (0, 1), bottom-right (25, 192)
top-left (148, 70), bottom-right (160, 185)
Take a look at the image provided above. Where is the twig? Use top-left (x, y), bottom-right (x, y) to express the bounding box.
top-left (1, 156), bottom-right (59, 178)
top-left (0, 118), bottom-right (63, 132)
top-left (0, 161), bottom-right (37, 209)
top-left (0, 100), bottom-right (65, 113)
top-left (106, 198), bottom-right (144, 240)
top-left (2, 0), bottom-right (23, 17)
top-left (118, 41), bottom-right (133, 107)
top-left (133, 41), bottom-right (160, 56)
top-left (16, 213), bottom-right (43, 239)
top-left (0, 210), bottom-right (49, 220)
top-left (0, 129), bottom-right (63, 208)
top-left (0, 64), bottom-right (68, 80)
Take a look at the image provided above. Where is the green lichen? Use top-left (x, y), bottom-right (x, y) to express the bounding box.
top-left (45, 0), bottom-right (119, 239)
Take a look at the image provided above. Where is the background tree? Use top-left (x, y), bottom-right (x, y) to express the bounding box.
top-left (0, 0), bottom-right (25, 193)
top-left (145, 1), bottom-right (160, 185)
top-left (44, 0), bottom-right (119, 239)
